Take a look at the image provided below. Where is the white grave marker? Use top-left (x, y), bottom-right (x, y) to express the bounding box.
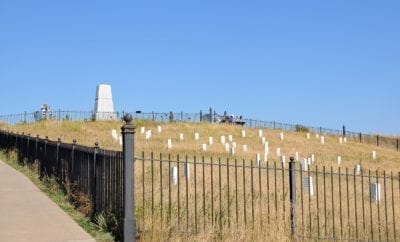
top-left (179, 133), bottom-right (184, 141)
top-left (280, 132), bottom-right (284, 141)
top-left (355, 164), bottom-right (361, 175)
top-left (209, 137), bottom-right (214, 145)
top-left (111, 129), bottom-right (118, 141)
top-left (202, 144), bottom-right (207, 152)
top-left (281, 156), bottom-right (286, 167)
top-left (308, 158), bottom-right (312, 166)
top-left (167, 139), bottom-right (172, 149)
top-left (241, 130), bottom-right (246, 138)
top-left (303, 177), bottom-right (314, 196)
top-left (372, 151), bottom-right (377, 160)
top-left (140, 127), bottom-right (145, 134)
top-left (119, 136), bottom-right (123, 146)
top-left (195, 132), bottom-right (200, 141)
top-left (231, 147), bottom-right (236, 156)
top-left (277, 148), bottom-right (281, 157)
top-left (337, 156), bottom-right (342, 165)
top-left (232, 142), bottom-right (237, 149)
top-left (311, 154), bottom-right (315, 163)
top-left (243, 145), bottom-right (248, 152)
top-left (256, 154), bottom-right (261, 167)
top-left (228, 135), bottom-right (233, 142)
top-left (185, 163), bottom-right (190, 179)
top-left (321, 136), bottom-right (325, 144)
top-left (221, 136), bottom-right (226, 144)
top-left (295, 152), bottom-right (299, 162)
top-left (344, 137), bottom-right (347, 143)
top-left (307, 133), bottom-right (310, 140)
top-left (145, 130), bottom-right (152, 140)
top-left (171, 167), bottom-right (178, 185)
top-left (262, 137), bottom-right (266, 145)
top-left (316, 134), bottom-right (320, 139)
top-left (157, 125), bottom-right (162, 133)
top-left (371, 183), bottom-right (381, 202)
top-left (339, 137), bottom-right (343, 144)
top-left (258, 129), bottom-right (263, 138)
top-left (302, 159), bottom-right (308, 171)
top-left (225, 143), bottom-right (230, 153)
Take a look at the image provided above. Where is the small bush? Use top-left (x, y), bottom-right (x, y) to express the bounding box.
top-left (295, 124), bottom-right (310, 133)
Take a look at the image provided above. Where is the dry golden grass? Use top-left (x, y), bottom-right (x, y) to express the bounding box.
top-left (2, 120), bottom-right (400, 241)
top-left (3, 120), bottom-right (399, 171)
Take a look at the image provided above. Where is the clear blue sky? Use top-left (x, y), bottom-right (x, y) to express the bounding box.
top-left (1, 1), bottom-right (399, 134)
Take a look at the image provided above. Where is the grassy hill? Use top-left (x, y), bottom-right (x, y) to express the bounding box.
top-left (1, 119), bottom-right (399, 172)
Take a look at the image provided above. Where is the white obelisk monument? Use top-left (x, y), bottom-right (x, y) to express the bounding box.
top-left (94, 84), bottom-right (116, 121)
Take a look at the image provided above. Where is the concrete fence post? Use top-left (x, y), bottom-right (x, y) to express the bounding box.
top-left (121, 114), bottom-right (135, 242)
top-left (289, 157), bottom-right (297, 239)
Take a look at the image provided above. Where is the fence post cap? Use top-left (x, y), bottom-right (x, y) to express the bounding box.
top-left (95, 142), bottom-right (99, 147)
top-left (57, 138), bottom-right (61, 142)
top-left (123, 114), bottom-right (133, 124)
top-left (73, 139), bottom-right (77, 144)
top-left (290, 157), bottom-right (295, 162)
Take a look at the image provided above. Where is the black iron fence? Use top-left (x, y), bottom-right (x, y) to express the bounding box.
top-left (135, 153), bottom-right (400, 241)
top-left (0, 131), bottom-right (124, 231)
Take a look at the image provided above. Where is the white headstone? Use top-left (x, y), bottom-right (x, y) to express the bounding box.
top-left (225, 143), bottom-right (230, 153)
top-left (167, 139), bottom-right (172, 149)
top-left (221, 136), bottom-right (226, 144)
top-left (302, 159), bottom-right (308, 171)
top-left (228, 135), bottom-right (233, 142)
top-left (241, 130), bottom-right (246, 138)
top-left (171, 167), bottom-right (178, 185)
top-left (321, 136), bottom-right (325, 144)
top-left (316, 134), bottom-right (320, 139)
top-left (281, 156), bottom-right (286, 167)
top-left (94, 84), bottom-right (116, 120)
top-left (140, 127), bottom-right (145, 134)
top-left (119, 135), bottom-right (123, 146)
top-left (311, 154), bottom-right (315, 163)
top-left (295, 152), bottom-right (299, 162)
top-left (262, 137), bottom-right (266, 145)
top-left (308, 158), bottom-right (312, 166)
top-left (339, 137), bottom-right (343, 144)
top-left (371, 183), bottom-right (381, 202)
top-left (111, 129), bottom-right (118, 141)
top-left (337, 156), bottom-right (342, 165)
top-left (276, 148), bottom-right (281, 157)
top-left (372, 151), bottom-right (377, 160)
top-left (256, 154), bottom-right (261, 167)
top-left (344, 137), bottom-right (347, 143)
top-left (258, 129), bottom-right (263, 138)
top-left (355, 164), bottom-right (361, 175)
top-left (303, 177), bottom-right (314, 196)
top-left (231, 147), bottom-right (236, 156)
top-left (243, 145), bottom-right (248, 152)
top-left (307, 133), bottom-right (310, 140)
top-left (179, 133), bottom-right (184, 141)
top-left (202, 144), bottom-right (207, 152)
top-left (184, 163), bottom-right (190, 179)
top-left (208, 137), bottom-right (213, 145)
top-left (157, 125), bottom-right (162, 133)
top-left (145, 130), bottom-right (152, 140)
top-left (232, 142), bottom-right (237, 149)
top-left (280, 132), bottom-right (284, 141)
top-left (195, 132), bottom-right (200, 141)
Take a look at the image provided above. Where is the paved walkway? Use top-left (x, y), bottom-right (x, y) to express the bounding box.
top-left (0, 159), bottom-right (95, 242)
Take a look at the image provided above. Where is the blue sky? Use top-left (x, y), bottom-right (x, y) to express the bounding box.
top-left (0, 1), bottom-right (399, 134)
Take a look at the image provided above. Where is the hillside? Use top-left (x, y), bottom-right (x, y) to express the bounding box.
top-left (1, 119), bottom-right (399, 172)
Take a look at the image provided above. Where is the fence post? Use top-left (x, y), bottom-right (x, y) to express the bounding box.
top-left (289, 157), bottom-right (297, 238)
top-left (209, 107), bottom-right (212, 123)
top-left (342, 125), bottom-right (346, 137)
top-left (397, 138), bottom-right (399, 151)
top-left (377, 135), bottom-right (379, 147)
top-left (200, 110), bottom-right (203, 122)
top-left (121, 114), bottom-right (135, 242)
top-left (56, 138), bottom-right (61, 178)
top-left (359, 133), bottom-right (362, 143)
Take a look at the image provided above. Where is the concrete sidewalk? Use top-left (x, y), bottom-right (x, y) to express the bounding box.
top-left (0, 159), bottom-right (95, 242)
